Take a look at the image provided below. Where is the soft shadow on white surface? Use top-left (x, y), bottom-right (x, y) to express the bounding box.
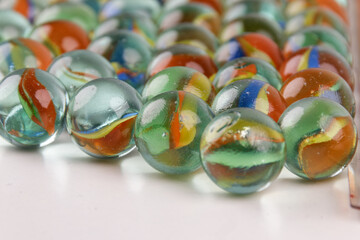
top-left (1, 134), bottom-right (360, 240)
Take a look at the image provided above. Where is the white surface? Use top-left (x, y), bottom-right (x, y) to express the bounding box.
top-left (0, 133), bottom-right (359, 240)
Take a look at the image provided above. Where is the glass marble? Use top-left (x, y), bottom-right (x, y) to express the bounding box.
top-left (221, 15), bottom-right (284, 47)
top-left (135, 91), bottom-right (214, 174)
top-left (278, 97), bottom-right (357, 180)
top-left (223, 0), bottom-right (283, 8)
top-left (82, 0), bottom-right (102, 13)
top-left (93, 12), bottom-right (157, 46)
top-left (34, 2), bottom-right (98, 33)
top-left (283, 26), bottom-right (351, 63)
top-left (284, 0), bottom-right (349, 25)
top-left (66, 78), bottom-right (142, 158)
top-left (335, 0), bottom-right (347, 7)
top-left (27, 20), bottom-right (90, 57)
top-left (0, 68), bottom-right (68, 147)
top-left (200, 108), bottom-right (285, 194)
top-left (47, 50), bottom-right (117, 98)
top-left (147, 44), bottom-right (218, 79)
top-left (280, 46), bottom-right (354, 89)
top-left (285, 7), bottom-right (348, 38)
top-left (215, 33), bottom-right (283, 70)
top-left (212, 57), bottom-right (283, 91)
top-left (0, 0), bottom-right (41, 22)
top-left (223, 1), bottom-right (285, 28)
top-left (57, 0), bottom-right (102, 14)
top-left (212, 79), bottom-right (287, 122)
top-left (164, 0), bottom-right (223, 15)
top-left (142, 67), bottom-right (216, 104)
top-left (280, 68), bottom-right (355, 116)
top-left (0, 38), bottom-right (53, 80)
top-left (156, 23), bottom-right (219, 56)
top-left (88, 30), bottom-right (153, 91)
top-left (158, 3), bottom-right (221, 35)
top-left (99, 0), bottom-right (161, 21)
top-left (0, 0), bottom-right (102, 19)
top-left (0, 10), bottom-right (31, 43)
top-left (39, 0), bottom-right (102, 14)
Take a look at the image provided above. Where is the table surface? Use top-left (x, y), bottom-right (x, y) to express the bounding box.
top-left (0, 133), bottom-right (359, 240)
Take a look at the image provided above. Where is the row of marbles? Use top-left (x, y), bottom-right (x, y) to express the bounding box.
top-left (0, 0), bottom-right (356, 196)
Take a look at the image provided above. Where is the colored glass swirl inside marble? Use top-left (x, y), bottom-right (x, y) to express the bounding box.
top-left (93, 12), bottom-right (157, 46)
top-left (279, 98), bottom-right (357, 180)
top-left (212, 79), bottom-right (287, 122)
top-left (135, 91), bottom-right (214, 174)
top-left (142, 67), bottom-right (216, 104)
top-left (34, 2), bottom-right (98, 33)
top-left (70, 112), bottom-right (138, 157)
top-left (164, 0), bottom-right (223, 15)
top-left (223, 0), bottom-right (285, 28)
top-left (279, 46), bottom-right (354, 89)
top-left (215, 33), bottom-right (283, 69)
top-left (200, 108), bottom-right (285, 194)
top-left (221, 15), bottom-right (284, 46)
top-left (66, 78), bottom-right (142, 158)
top-left (99, 0), bottom-right (161, 21)
top-left (285, 6), bottom-right (348, 38)
top-left (88, 30), bottom-right (153, 92)
top-left (159, 3), bottom-right (221, 35)
top-left (10, 0), bottom-right (38, 22)
top-left (156, 23), bottom-right (218, 55)
top-left (147, 44), bottom-right (217, 79)
top-left (284, 0), bottom-right (349, 24)
top-left (0, 38), bottom-right (53, 80)
top-left (0, 10), bottom-right (31, 43)
top-left (18, 69), bottom-right (57, 135)
top-left (212, 57), bottom-right (283, 91)
top-left (283, 26), bottom-right (351, 63)
top-left (48, 50), bottom-right (117, 98)
top-left (27, 20), bottom-right (90, 57)
top-left (0, 68), bottom-right (67, 147)
top-left (280, 68), bottom-right (355, 116)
